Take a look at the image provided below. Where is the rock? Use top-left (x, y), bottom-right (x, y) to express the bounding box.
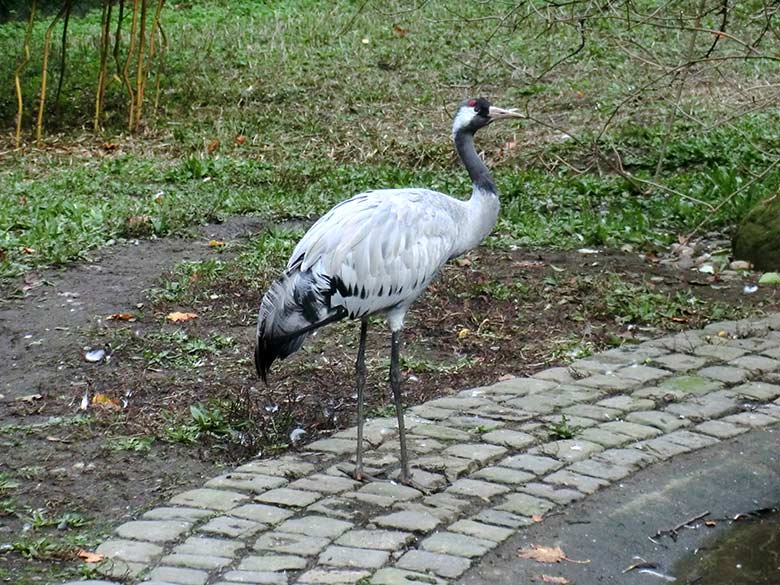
top-left (729, 260), bottom-right (752, 271)
top-left (733, 195), bottom-right (780, 270)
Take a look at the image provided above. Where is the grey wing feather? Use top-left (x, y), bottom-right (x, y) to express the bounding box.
top-left (293, 189), bottom-right (464, 318)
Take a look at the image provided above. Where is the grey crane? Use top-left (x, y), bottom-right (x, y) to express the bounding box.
top-left (255, 98), bottom-right (522, 484)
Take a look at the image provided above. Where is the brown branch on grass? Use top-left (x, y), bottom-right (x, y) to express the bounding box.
top-left (152, 0), bottom-right (168, 113)
top-left (36, 1), bottom-right (69, 146)
top-left (652, 0), bottom-right (706, 184)
top-left (535, 17), bottom-right (586, 80)
top-left (14, 0), bottom-right (37, 148)
top-left (124, 0), bottom-right (140, 130)
top-left (704, 0), bottom-right (728, 58)
top-left (603, 144), bottom-right (716, 210)
top-left (54, 0), bottom-right (73, 116)
top-left (94, 0), bottom-right (113, 131)
top-left (114, 0), bottom-right (126, 78)
top-left (134, 0), bottom-right (149, 132)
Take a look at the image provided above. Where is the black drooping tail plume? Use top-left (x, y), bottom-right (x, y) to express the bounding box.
top-left (255, 260), bottom-right (346, 383)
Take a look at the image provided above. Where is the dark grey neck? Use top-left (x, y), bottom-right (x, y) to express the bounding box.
top-left (454, 129), bottom-right (496, 195)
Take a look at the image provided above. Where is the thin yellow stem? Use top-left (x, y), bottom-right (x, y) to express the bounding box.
top-left (36, 2), bottom-right (67, 146)
top-left (134, 0), bottom-right (148, 132)
top-left (14, 0), bottom-right (36, 148)
top-left (94, 0), bottom-right (112, 131)
top-left (123, 0), bottom-right (140, 130)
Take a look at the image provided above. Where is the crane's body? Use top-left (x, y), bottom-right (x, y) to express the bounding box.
top-left (255, 98), bottom-right (522, 483)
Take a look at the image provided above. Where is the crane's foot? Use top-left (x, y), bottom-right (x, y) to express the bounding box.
top-left (334, 462), bottom-right (383, 483)
top-left (354, 469), bottom-right (382, 483)
top-left (397, 470), bottom-right (431, 495)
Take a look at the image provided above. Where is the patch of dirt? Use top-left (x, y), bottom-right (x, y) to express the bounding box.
top-left (0, 221), bottom-right (778, 582)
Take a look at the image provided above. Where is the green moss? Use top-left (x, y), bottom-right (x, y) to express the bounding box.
top-left (733, 194), bottom-right (780, 271)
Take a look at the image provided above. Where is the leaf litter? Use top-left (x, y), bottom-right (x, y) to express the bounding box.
top-left (517, 544), bottom-right (590, 564)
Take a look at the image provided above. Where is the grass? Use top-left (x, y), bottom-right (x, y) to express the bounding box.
top-left (0, 1), bottom-right (779, 280)
top-left (142, 329), bottom-right (236, 369)
top-left (545, 415), bottom-right (582, 441)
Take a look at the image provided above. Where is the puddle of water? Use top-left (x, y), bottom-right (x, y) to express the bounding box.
top-left (672, 512), bottom-right (780, 584)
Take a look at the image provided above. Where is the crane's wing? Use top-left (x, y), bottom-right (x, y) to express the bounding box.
top-left (292, 188), bottom-right (464, 318)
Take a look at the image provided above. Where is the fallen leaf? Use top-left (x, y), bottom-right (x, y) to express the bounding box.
top-left (166, 311), bottom-right (198, 322)
top-left (531, 514), bottom-right (544, 523)
top-left (518, 544), bottom-right (589, 564)
top-left (532, 575), bottom-right (569, 584)
top-left (705, 520), bottom-right (717, 527)
top-left (92, 393), bottom-right (121, 410)
top-left (21, 246), bottom-right (35, 254)
top-left (106, 313), bottom-right (136, 322)
top-left (519, 545), bottom-right (566, 563)
top-left (76, 549), bottom-right (104, 563)
top-left (209, 240), bottom-right (225, 248)
top-left (393, 25), bottom-right (408, 36)
top-left (102, 142), bottom-right (120, 151)
top-left (457, 328), bottom-right (471, 339)
top-left (234, 135), bottom-right (246, 145)
top-left (758, 272), bottom-right (780, 285)
top-left (516, 260), bottom-right (545, 269)
top-left (207, 138), bottom-right (220, 153)
top-left (456, 258), bottom-right (472, 267)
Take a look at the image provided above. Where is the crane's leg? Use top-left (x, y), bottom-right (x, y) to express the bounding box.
top-left (390, 329), bottom-right (411, 484)
top-left (354, 318), bottom-right (369, 481)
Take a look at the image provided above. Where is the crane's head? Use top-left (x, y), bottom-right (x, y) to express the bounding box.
top-left (452, 98), bottom-right (523, 137)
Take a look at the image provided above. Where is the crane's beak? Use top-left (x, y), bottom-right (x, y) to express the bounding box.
top-left (488, 106), bottom-right (524, 121)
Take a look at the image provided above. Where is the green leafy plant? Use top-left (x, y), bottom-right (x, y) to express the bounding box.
top-left (546, 415), bottom-right (582, 440)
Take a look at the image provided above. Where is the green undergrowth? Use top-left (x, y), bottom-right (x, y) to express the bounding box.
top-left (2, 0), bottom-right (779, 279)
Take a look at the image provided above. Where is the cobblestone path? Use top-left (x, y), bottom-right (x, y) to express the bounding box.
top-left (66, 315), bottom-right (780, 585)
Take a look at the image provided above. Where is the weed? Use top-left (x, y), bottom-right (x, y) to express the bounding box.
top-left (162, 422), bottom-right (199, 445)
top-left (396, 355), bottom-right (478, 374)
top-left (56, 512), bottom-right (89, 530)
top-left (0, 473), bottom-right (19, 494)
top-left (17, 466), bottom-right (45, 480)
top-left (0, 497), bottom-right (18, 516)
top-left (25, 509), bottom-right (58, 529)
top-left (143, 330), bottom-right (235, 369)
top-left (475, 281), bottom-right (512, 301)
top-left (162, 401), bottom-right (246, 445)
top-left (547, 336), bottom-right (595, 362)
top-left (107, 435), bottom-right (154, 454)
top-left (546, 415), bottom-right (582, 440)
top-left (149, 259), bottom-right (226, 303)
top-left (368, 405), bottom-right (396, 419)
top-left (11, 537), bottom-right (63, 560)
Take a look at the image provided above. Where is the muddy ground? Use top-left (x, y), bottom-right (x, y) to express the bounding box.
top-left (1, 217), bottom-right (778, 583)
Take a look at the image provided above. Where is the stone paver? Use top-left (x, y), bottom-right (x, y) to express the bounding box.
top-left (396, 550), bottom-right (471, 578)
top-left (115, 520), bottom-right (192, 543)
top-left (335, 529), bottom-right (413, 551)
top-left (254, 531), bottom-right (330, 556)
top-left (278, 516), bottom-right (353, 538)
top-left (75, 315), bottom-right (780, 585)
top-left (319, 545), bottom-right (390, 568)
top-left (421, 531), bottom-right (495, 557)
top-left (170, 488), bottom-right (249, 511)
top-left (297, 569), bottom-right (370, 584)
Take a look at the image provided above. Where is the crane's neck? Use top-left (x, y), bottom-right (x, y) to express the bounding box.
top-left (454, 130), bottom-right (496, 195)
top-left (451, 129), bottom-right (500, 256)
